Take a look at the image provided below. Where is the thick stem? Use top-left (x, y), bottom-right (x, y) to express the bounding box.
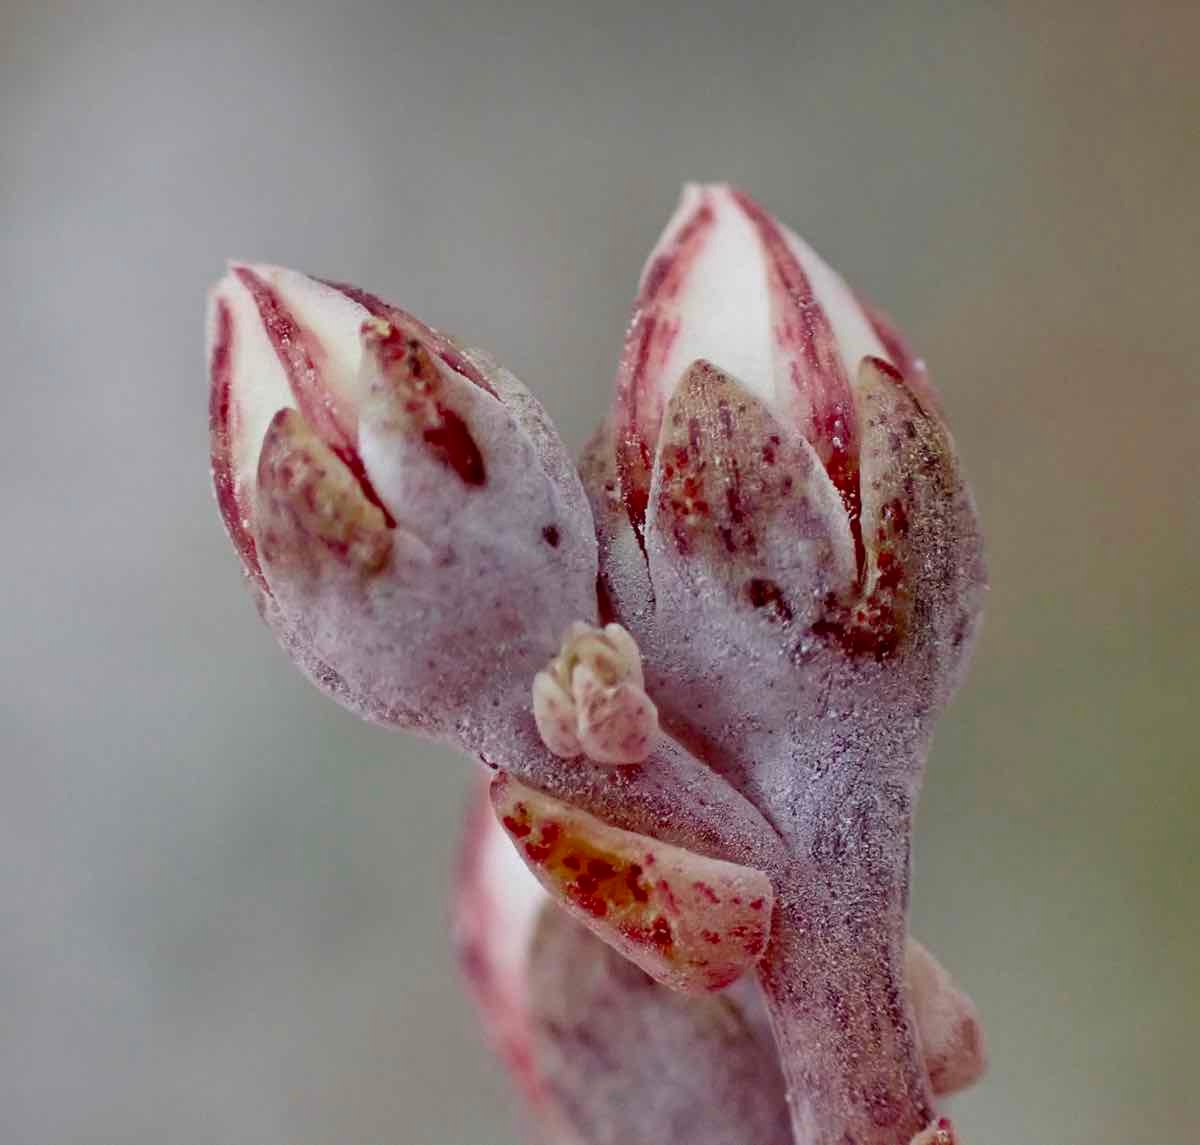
top-left (758, 774), bottom-right (934, 1145)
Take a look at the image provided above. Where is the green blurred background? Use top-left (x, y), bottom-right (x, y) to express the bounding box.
top-left (2, 2), bottom-right (1196, 1142)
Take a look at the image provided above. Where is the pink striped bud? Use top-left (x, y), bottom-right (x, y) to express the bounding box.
top-left (584, 185), bottom-right (985, 808)
top-left (207, 266), bottom-right (596, 745)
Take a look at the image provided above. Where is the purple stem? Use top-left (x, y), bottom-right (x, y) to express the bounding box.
top-left (757, 769), bottom-right (934, 1145)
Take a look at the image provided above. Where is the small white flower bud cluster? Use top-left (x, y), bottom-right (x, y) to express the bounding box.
top-left (532, 623), bottom-right (659, 764)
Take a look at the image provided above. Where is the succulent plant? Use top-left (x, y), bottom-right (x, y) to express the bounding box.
top-left (208, 185), bottom-right (986, 1145)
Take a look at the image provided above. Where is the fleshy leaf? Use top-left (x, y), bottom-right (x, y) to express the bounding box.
top-left (646, 358), bottom-right (855, 606)
top-left (629, 359), bottom-right (859, 799)
top-left (254, 407), bottom-right (393, 582)
top-left (456, 770), bottom-right (987, 1144)
top-left (907, 940), bottom-right (987, 1097)
top-left (526, 905), bottom-right (792, 1145)
top-left (849, 355), bottom-right (985, 683)
top-left (491, 772), bottom-right (773, 993)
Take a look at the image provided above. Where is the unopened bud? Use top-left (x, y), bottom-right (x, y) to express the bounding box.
top-left (532, 622), bottom-right (659, 764)
top-left (207, 264), bottom-right (597, 744)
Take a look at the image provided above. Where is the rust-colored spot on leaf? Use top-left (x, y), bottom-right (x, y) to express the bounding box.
top-left (745, 577), bottom-right (794, 624)
top-left (489, 773), bottom-right (775, 993)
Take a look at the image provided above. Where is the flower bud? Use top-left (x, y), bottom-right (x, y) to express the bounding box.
top-left (454, 772), bottom-right (548, 1113)
top-left (584, 186), bottom-right (985, 803)
top-left (532, 622), bottom-right (659, 764)
top-left (207, 265), bottom-right (597, 744)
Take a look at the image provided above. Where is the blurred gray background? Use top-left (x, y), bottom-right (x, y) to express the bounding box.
top-left (2, 1), bottom-right (1197, 1142)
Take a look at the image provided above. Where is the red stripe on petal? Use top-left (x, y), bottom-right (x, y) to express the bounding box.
top-left (862, 300), bottom-right (918, 381)
top-left (319, 278), bottom-right (498, 397)
top-left (615, 192), bottom-right (717, 539)
top-left (209, 299), bottom-right (268, 593)
top-left (859, 297), bottom-right (941, 416)
top-left (730, 189), bottom-right (865, 580)
top-left (421, 406), bottom-right (486, 486)
top-left (364, 319), bottom-right (488, 487)
top-left (234, 267), bottom-right (395, 527)
top-left (234, 267), bottom-right (355, 448)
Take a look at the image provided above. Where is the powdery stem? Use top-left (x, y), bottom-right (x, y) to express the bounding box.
top-left (757, 769), bottom-right (933, 1145)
